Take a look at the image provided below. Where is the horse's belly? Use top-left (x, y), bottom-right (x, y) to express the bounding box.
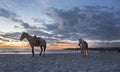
top-left (35, 43), bottom-right (40, 46)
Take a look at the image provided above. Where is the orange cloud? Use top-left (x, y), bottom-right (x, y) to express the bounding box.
top-left (0, 41), bottom-right (29, 49)
top-left (47, 43), bottom-right (79, 50)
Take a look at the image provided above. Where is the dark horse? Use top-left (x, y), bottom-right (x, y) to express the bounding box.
top-left (78, 38), bottom-right (89, 56)
top-left (20, 32), bottom-right (46, 56)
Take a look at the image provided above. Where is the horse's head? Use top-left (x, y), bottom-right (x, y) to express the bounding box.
top-left (20, 32), bottom-right (27, 41)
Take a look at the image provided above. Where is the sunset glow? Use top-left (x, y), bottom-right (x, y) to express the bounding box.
top-left (0, 41), bottom-right (79, 50)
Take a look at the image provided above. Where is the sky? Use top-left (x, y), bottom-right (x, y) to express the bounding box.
top-left (0, 0), bottom-right (120, 49)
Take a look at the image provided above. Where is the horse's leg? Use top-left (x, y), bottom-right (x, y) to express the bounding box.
top-left (81, 47), bottom-right (83, 54)
top-left (39, 45), bottom-right (43, 56)
top-left (86, 49), bottom-right (89, 56)
top-left (32, 46), bottom-right (34, 57)
top-left (85, 49), bottom-right (89, 56)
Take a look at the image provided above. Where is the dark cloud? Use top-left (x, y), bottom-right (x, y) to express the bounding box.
top-left (84, 5), bottom-right (114, 11)
top-left (0, 8), bottom-right (22, 23)
top-left (0, 8), bottom-right (36, 31)
top-left (31, 18), bottom-right (45, 23)
top-left (1, 32), bottom-right (21, 40)
top-left (0, 8), bottom-right (37, 30)
top-left (26, 30), bottom-right (58, 43)
top-left (26, 30), bottom-right (53, 37)
top-left (14, 26), bottom-right (19, 28)
top-left (0, 8), bottom-right (52, 40)
top-left (1, 6), bottom-right (120, 47)
top-left (45, 6), bottom-right (120, 41)
top-left (21, 23), bottom-right (37, 29)
top-left (1, 30), bottom-right (56, 43)
top-left (0, 8), bottom-right (17, 18)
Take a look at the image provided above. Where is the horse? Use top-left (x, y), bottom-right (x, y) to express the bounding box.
top-left (20, 32), bottom-right (46, 56)
top-left (78, 38), bottom-right (89, 56)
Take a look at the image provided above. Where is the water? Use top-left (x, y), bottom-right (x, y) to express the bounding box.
top-left (0, 48), bottom-right (100, 54)
top-left (0, 48), bottom-right (81, 54)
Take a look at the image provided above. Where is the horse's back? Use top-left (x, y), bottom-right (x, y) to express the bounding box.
top-left (38, 37), bottom-right (46, 45)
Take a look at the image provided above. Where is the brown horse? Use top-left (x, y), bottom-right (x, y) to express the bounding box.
top-left (20, 32), bottom-right (46, 56)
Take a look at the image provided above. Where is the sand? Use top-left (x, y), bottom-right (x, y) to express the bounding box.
top-left (0, 52), bottom-right (120, 72)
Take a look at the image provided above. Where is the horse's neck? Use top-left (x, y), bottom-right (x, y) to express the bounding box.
top-left (82, 40), bottom-right (85, 44)
top-left (80, 40), bottom-right (84, 45)
top-left (26, 34), bottom-right (35, 43)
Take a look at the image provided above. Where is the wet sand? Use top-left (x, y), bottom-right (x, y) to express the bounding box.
top-left (0, 52), bottom-right (120, 72)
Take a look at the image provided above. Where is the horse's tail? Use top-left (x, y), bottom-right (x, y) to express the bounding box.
top-left (44, 41), bottom-right (46, 51)
top-left (42, 40), bottom-right (46, 52)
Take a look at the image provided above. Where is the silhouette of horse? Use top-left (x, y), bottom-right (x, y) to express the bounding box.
top-left (78, 38), bottom-right (89, 56)
top-left (20, 32), bottom-right (46, 56)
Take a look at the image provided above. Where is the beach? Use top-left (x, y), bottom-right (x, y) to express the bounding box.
top-left (0, 52), bottom-right (120, 72)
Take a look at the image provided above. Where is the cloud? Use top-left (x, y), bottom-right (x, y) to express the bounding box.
top-left (0, 8), bottom-right (52, 40)
top-left (0, 8), bottom-right (23, 23)
top-left (26, 29), bottom-right (58, 43)
top-left (1, 5), bottom-right (120, 47)
top-left (31, 18), bottom-right (45, 23)
top-left (0, 31), bottom-right (4, 35)
top-left (0, 38), bottom-right (10, 42)
top-left (0, 8), bottom-right (45, 31)
top-left (37, 0), bottom-right (50, 6)
top-left (45, 6), bottom-right (120, 41)
top-left (0, 8), bottom-right (16, 18)
top-left (1, 30), bottom-right (56, 43)
top-left (26, 30), bottom-right (53, 37)
top-left (84, 5), bottom-right (114, 11)
top-left (1, 32), bottom-right (21, 40)
top-left (0, 0), bottom-right (14, 9)
top-left (21, 23), bottom-right (38, 29)
top-left (14, 26), bottom-right (20, 28)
